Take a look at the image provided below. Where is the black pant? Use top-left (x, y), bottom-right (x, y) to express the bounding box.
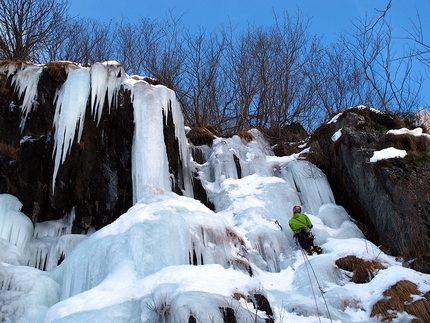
top-left (296, 229), bottom-right (314, 251)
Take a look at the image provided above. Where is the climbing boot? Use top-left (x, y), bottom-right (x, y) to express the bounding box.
top-left (307, 246), bottom-right (314, 256)
top-left (315, 245), bottom-right (323, 254)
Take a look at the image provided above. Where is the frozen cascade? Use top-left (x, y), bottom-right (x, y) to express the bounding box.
top-left (197, 130), bottom-right (275, 186)
top-left (211, 174), bottom-right (301, 272)
top-left (27, 209), bottom-right (89, 271)
top-left (26, 234), bottom-right (88, 271)
top-left (196, 131), bottom-right (339, 272)
top-left (198, 135), bottom-right (303, 272)
top-left (8, 63), bottom-right (43, 132)
top-left (52, 67), bottom-right (90, 191)
top-left (211, 137), bottom-right (242, 181)
top-left (44, 264), bottom-right (266, 323)
top-left (0, 194), bottom-right (33, 253)
top-left (128, 80), bottom-right (193, 202)
top-left (53, 191), bottom-right (247, 300)
top-left (102, 61), bottom-right (126, 113)
top-left (287, 159), bottom-right (335, 215)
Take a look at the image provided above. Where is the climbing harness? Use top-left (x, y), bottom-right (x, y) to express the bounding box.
top-left (300, 248), bottom-right (333, 323)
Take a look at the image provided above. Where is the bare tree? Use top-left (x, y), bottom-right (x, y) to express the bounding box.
top-left (180, 28), bottom-right (226, 128)
top-left (54, 18), bottom-right (114, 65)
top-left (340, 14), bottom-right (423, 115)
top-left (115, 18), bottom-right (148, 75)
top-left (138, 12), bottom-right (186, 92)
top-left (268, 11), bottom-right (319, 129)
top-left (402, 9), bottom-right (430, 70)
top-left (0, 0), bottom-right (69, 61)
top-left (306, 44), bottom-right (366, 116)
top-left (223, 26), bottom-right (259, 132)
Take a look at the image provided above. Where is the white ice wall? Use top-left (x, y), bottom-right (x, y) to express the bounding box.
top-left (53, 191), bottom-right (247, 300)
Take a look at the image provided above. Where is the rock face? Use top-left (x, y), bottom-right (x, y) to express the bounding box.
top-left (0, 62), bottom-right (189, 232)
top-left (309, 107), bottom-right (430, 273)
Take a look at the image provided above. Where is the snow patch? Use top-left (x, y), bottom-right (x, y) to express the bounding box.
top-left (370, 147), bottom-right (407, 162)
top-left (331, 128), bottom-right (342, 141)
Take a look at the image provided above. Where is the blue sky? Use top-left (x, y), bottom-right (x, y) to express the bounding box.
top-left (69, 0), bottom-right (430, 103)
top-left (68, 0), bottom-right (428, 44)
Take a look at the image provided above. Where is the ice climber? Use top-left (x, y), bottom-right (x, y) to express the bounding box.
top-left (289, 206), bottom-right (322, 255)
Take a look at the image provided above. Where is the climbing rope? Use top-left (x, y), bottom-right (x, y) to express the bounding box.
top-left (300, 248), bottom-right (322, 322)
top-left (275, 220), bottom-right (283, 231)
top-left (300, 248), bottom-right (334, 323)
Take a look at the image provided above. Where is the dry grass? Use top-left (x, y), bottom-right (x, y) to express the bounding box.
top-left (232, 292), bottom-right (250, 302)
top-left (335, 255), bottom-right (385, 283)
top-left (309, 122), bottom-right (330, 142)
top-left (349, 106), bottom-right (408, 130)
top-left (0, 60), bottom-right (26, 69)
top-left (43, 61), bottom-right (75, 84)
top-left (379, 133), bottom-right (430, 154)
top-left (236, 130), bottom-right (254, 143)
top-left (0, 142), bottom-right (19, 159)
top-left (187, 126), bottom-right (216, 146)
top-left (143, 77), bottom-right (163, 85)
top-left (371, 280), bottom-right (430, 322)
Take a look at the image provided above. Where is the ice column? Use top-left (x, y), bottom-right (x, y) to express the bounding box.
top-left (131, 82), bottom-right (171, 203)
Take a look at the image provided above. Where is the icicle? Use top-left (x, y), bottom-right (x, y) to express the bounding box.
top-left (90, 62), bottom-right (109, 124)
top-left (9, 63), bottom-right (43, 132)
top-left (104, 61), bottom-right (126, 112)
top-left (52, 67), bottom-right (90, 192)
top-left (34, 208), bottom-right (75, 238)
top-left (26, 234), bottom-right (88, 271)
top-left (90, 61), bottom-right (126, 125)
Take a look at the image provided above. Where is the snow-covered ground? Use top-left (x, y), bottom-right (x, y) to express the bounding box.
top-left (1, 62), bottom-right (429, 323)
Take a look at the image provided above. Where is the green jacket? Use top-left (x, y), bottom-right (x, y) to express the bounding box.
top-left (289, 213), bottom-right (313, 232)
